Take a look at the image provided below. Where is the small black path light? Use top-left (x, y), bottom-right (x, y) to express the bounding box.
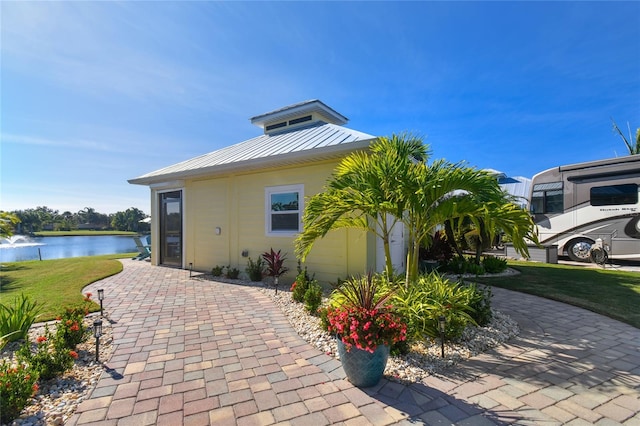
top-left (189, 262), bottom-right (193, 278)
top-left (97, 289), bottom-right (104, 317)
top-left (93, 319), bottom-right (103, 362)
top-left (438, 315), bottom-right (446, 358)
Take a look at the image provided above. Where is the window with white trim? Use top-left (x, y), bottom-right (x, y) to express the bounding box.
top-left (265, 184), bottom-right (304, 236)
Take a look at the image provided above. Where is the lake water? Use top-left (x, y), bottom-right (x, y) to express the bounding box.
top-left (0, 235), bottom-right (140, 263)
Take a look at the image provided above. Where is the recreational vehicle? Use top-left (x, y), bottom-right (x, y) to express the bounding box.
top-left (530, 155), bottom-right (640, 262)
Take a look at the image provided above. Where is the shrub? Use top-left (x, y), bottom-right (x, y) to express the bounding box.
top-left (225, 266), bottom-right (240, 279)
top-left (55, 293), bottom-right (92, 350)
top-left (17, 325), bottom-right (77, 380)
top-left (211, 265), bottom-right (224, 276)
top-left (420, 230), bottom-right (454, 262)
top-left (245, 257), bottom-right (264, 281)
top-left (442, 256), bottom-right (486, 275)
top-left (441, 257), bottom-right (466, 274)
top-left (303, 282), bottom-right (323, 314)
top-left (0, 360), bottom-right (39, 424)
top-left (291, 280), bottom-right (307, 303)
top-left (482, 255), bottom-right (508, 274)
top-left (467, 283), bottom-right (493, 326)
top-left (0, 294), bottom-right (41, 349)
top-left (466, 262), bottom-right (486, 276)
top-left (393, 272), bottom-right (476, 340)
top-left (292, 262), bottom-right (314, 303)
top-left (318, 306), bottom-right (330, 331)
top-left (390, 339), bottom-right (410, 356)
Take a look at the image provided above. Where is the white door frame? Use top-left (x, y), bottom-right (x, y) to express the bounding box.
top-left (376, 215), bottom-right (405, 274)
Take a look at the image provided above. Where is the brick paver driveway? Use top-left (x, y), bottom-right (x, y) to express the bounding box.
top-left (68, 260), bottom-right (640, 425)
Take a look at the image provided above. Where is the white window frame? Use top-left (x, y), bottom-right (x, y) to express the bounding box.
top-left (265, 184), bottom-right (304, 237)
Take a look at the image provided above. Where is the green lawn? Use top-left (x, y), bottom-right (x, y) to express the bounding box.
top-left (2, 256), bottom-right (639, 329)
top-left (0, 254), bottom-right (133, 321)
top-left (475, 261), bottom-right (640, 329)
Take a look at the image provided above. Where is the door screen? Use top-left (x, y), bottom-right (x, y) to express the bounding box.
top-left (160, 190), bottom-right (182, 266)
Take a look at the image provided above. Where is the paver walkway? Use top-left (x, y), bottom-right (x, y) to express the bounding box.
top-left (68, 260), bottom-right (640, 425)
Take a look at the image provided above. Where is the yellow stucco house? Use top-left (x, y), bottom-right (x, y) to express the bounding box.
top-left (129, 100), bottom-right (405, 285)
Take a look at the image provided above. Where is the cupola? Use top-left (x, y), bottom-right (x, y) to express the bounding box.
top-left (250, 100), bottom-right (348, 135)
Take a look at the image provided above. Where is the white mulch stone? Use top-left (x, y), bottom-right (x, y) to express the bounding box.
top-left (0, 315), bottom-right (113, 426)
top-left (260, 282), bottom-right (519, 385)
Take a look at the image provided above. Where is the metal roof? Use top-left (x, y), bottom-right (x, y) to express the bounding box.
top-left (129, 121), bottom-right (376, 185)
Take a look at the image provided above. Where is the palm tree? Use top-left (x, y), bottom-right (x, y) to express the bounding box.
top-left (296, 133), bottom-right (426, 278)
top-left (612, 119), bottom-right (640, 155)
top-left (444, 191), bottom-right (537, 265)
top-left (296, 133), bottom-right (538, 283)
top-left (0, 212), bottom-right (20, 238)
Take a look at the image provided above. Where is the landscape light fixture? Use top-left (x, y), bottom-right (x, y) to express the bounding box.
top-left (93, 319), bottom-right (103, 362)
top-left (189, 263), bottom-right (193, 278)
top-left (438, 315), bottom-right (446, 358)
top-left (97, 289), bottom-right (104, 316)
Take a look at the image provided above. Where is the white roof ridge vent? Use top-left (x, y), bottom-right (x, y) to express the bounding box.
top-left (250, 100), bottom-right (348, 134)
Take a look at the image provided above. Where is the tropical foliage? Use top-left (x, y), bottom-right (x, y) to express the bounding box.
top-left (296, 133), bottom-right (538, 282)
top-left (262, 248), bottom-right (289, 279)
top-left (262, 248), bottom-right (289, 293)
top-left (392, 272), bottom-right (481, 340)
top-left (0, 211), bottom-right (20, 238)
top-left (612, 119), bottom-right (640, 155)
top-left (0, 295), bottom-right (42, 349)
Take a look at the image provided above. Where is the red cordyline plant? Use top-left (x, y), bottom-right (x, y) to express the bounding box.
top-left (262, 248), bottom-right (289, 294)
top-left (326, 273), bottom-right (406, 353)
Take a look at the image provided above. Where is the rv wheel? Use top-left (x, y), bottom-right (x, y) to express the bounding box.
top-left (566, 239), bottom-right (593, 262)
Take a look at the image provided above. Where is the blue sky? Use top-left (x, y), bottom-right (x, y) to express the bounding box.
top-left (2, 1), bottom-right (639, 215)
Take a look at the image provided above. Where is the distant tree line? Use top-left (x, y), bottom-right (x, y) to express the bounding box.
top-left (3, 206), bottom-right (150, 234)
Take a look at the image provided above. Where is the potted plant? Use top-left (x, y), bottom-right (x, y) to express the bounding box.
top-left (261, 248), bottom-right (289, 294)
top-left (326, 273), bottom-right (406, 387)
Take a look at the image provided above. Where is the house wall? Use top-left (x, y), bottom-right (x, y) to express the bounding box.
top-left (182, 160), bottom-right (375, 285)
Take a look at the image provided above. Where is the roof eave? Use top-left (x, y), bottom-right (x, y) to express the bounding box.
top-left (128, 138), bottom-right (374, 186)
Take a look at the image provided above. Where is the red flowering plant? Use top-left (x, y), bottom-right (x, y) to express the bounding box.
top-left (16, 325), bottom-right (76, 381)
top-left (326, 273), bottom-right (406, 353)
top-left (0, 359), bottom-right (39, 424)
top-left (55, 292), bottom-right (94, 350)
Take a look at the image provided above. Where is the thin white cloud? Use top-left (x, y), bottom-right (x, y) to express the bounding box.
top-left (1, 2), bottom-right (227, 111)
top-left (0, 133), bottom-right (116, 152)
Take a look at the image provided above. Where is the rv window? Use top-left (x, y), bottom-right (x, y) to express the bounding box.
top-left (590, 184), bottom-right (638, 206)
top-left (531, 183), bottom-right (564, 214)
